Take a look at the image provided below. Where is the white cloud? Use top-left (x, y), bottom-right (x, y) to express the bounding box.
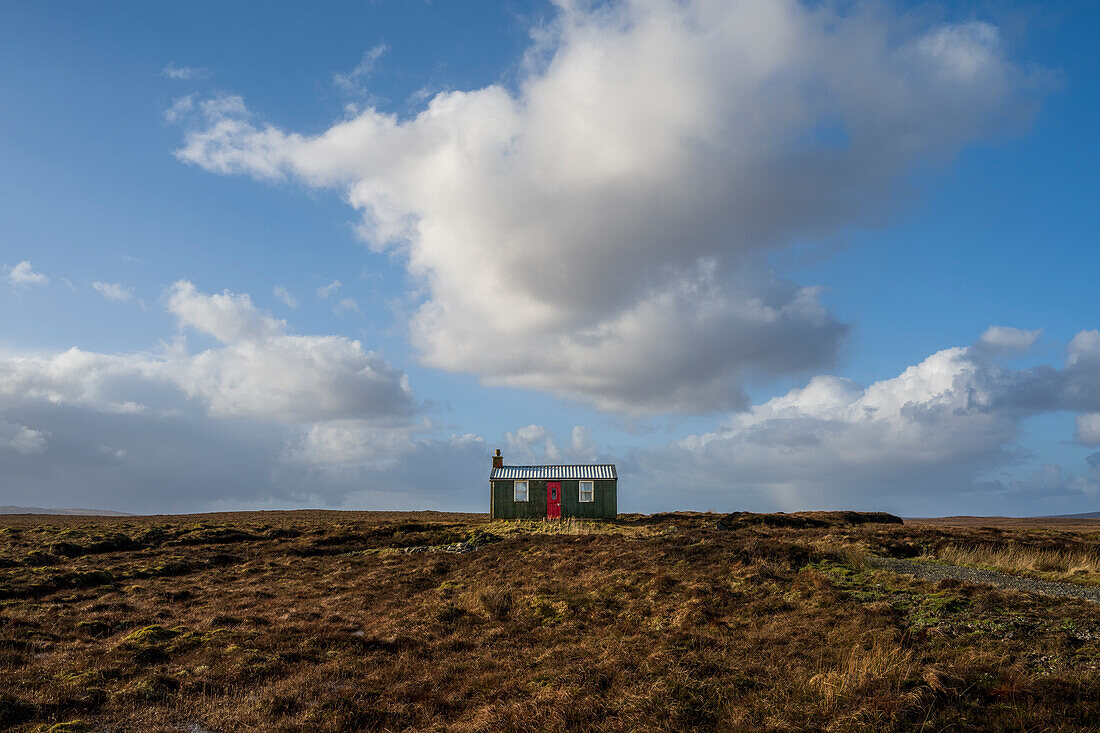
top-left (633, 328), bottom-right (1100, 514)
top-left (503, 423), bottom-right (600, 464)
top-left (283, 428), bottom-right (490, 508)
top-left (273, 285), bottom-right (298, 308)
top-left (0, 347), bottom-right (169, 414)
top-left (174, 0), bottom-right (1040, 414)
top-left (0, 395), bottom-right (487, 513)
top-left (0, 279), bottom-right (433, 511)
top-left (333, 297), bottom-right (362, 316)
top-left (570, 425), bottom-right (597, 462)
top-left (164, 95), bottom-right (195, 123)
top-left (1003, 464), bottom-right (1100, 503)
top-left (916, 22), bottom-right (1002, 82)
top-left (290, 419), bottom-right (413, 467)
top-left (168, 280), bottom-right (285, 343)
top-left (177, 333), bottom-right (415, 422)
top-left (5, 260), bottom-right (48, 286)
top-left (1076, 414), bottom-right (1100, 447)
top-left (317, 280), bottom-right (341, 299)
top-left (162, 63), bottom-right (211, 81)
top-left (165, 280), bottom-right (417, 422)
top-left (506, 424), bottom-right (562, 463)
top-left (1, 281), bottom-right (417, 425)
top-left (975, 326), bottom-right (1041, 356)
top-left (1067, 329), bottom-right (1100, 366)
top-left (0, 419), bottom-right (48, 454)
top-left (92, 281), bottom-right (135, 302)
top-left (5, 317), bottom-right (1100, 515)
top-left (286, 417), bottom-right (457, 469)
top-left (334, 44), bottom-right (388, 94)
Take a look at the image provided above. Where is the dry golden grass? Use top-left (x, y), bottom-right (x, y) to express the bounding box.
top-left (926, 542), bottom-right (1100, 584)
top-left (489, 517), bottom-right (670, 537)
top-left (0, 511), bottom-right (1097, 732)
top-left (809, 637), bottom-right (918, 709)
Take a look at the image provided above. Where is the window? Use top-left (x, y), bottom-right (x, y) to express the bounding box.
top-left (514, 480), bottom-right (529, 502)
top-left (579, 481), bottom-right (594, 503)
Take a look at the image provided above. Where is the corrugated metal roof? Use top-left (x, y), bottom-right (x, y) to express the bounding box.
top-left (490, 465), bottom-right (617, 480)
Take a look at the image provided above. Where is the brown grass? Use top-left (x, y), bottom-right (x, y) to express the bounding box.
top-left (907, 515), bottom-right (1100, 532)
top-left (0, 511), bottom-right (1097, 731)
top-left (809, 638), bottom-right (919, 709)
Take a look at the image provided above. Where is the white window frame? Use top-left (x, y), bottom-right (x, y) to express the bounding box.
top-left (579, 480), bottom-right (594, 503)
top-left (514, 480), bottom-right (529, 502)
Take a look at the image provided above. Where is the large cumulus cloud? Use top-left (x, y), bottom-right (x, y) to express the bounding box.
top-left (0, 281), bottom-right (418, 424)
top-left (630, 327), bottom-right (1100, 515)
top-left (0, 281), bottom-right (467, 512)
top-left (173, 0), bottom-right (1040, 414)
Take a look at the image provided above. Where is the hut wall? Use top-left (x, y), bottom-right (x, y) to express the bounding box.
top-left (490, 480), bottom-right (547, 519)
top-left (491, 479), bottom-right (616, 520)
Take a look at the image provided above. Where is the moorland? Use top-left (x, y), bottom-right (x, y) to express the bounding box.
top-left (0, 510), bottom-right (1098, 732)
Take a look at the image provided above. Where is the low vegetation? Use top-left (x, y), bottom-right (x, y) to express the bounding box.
top-left (923, 542), bottom-right (1100, 585)
top-left (0, 510), bottom-right (1097, 731)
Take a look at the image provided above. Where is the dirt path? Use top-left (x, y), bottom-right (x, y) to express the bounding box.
top-left (871, 557), bottom-right (1100, 604)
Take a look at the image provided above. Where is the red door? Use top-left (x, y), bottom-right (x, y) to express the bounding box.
top-left (546, 481), bottom-right (561, 520)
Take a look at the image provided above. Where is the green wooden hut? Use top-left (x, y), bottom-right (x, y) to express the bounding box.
top-left (489, 449), bottom-right (617, 520)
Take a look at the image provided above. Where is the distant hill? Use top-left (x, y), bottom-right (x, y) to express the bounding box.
top-left (0, 506), bottom-right (132, 516)
top-left (1046, 511), bottom-right (1100, 519)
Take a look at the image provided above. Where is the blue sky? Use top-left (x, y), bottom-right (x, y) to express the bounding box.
top-left (2, 0), bottom-right (1099, 515)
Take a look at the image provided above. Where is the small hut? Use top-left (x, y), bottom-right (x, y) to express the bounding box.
top-left (488, 449), bottom-right (617, 520)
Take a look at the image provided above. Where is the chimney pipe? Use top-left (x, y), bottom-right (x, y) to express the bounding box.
top-left (492, 448), bottom-right (504, 469)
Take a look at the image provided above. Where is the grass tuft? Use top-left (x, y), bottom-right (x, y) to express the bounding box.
top-left (809, 638), bottom-right (923, 714)
top-left (926, 543), bottom-right (1100, 584)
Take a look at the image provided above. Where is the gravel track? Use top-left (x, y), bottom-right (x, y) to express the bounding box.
top-left (871, 557), bottom-right (1100, 604)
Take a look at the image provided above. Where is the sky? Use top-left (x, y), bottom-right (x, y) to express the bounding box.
top-left (2, 0), bottom-right (1099, 516)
